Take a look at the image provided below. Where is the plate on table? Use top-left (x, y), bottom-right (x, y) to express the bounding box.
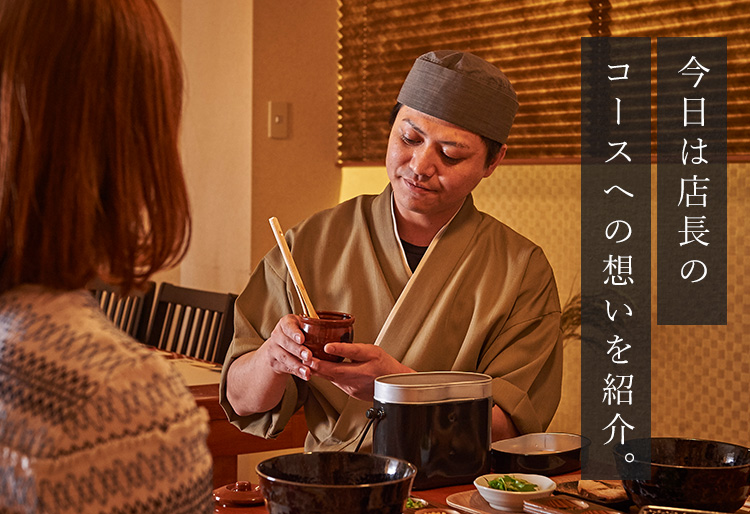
top-left (446, 490), bottom-right (516, 514)
top-left (404, 496), bottom-right (462, 514)
top-left (555, 480), bottom-right (631, 510)
top-left (524, 495), bottom-right (627, 514)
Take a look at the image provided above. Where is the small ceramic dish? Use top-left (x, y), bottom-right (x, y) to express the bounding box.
top-left (474, 473), bottom-right (556, 511)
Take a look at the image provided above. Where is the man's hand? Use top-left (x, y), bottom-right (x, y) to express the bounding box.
top-left (308, 343), bottom-right (414, 401)
top-left (226, 314), bottom-right (312, 415)
top-left (255, 314), bottom-right (314, 381)
top-left (492, 404), bottom-right (519, 441)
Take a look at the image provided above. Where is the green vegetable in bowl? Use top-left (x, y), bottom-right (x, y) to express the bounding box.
top-left (486, 475), bottom-right (540, 492)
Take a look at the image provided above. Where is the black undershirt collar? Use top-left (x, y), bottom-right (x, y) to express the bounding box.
top-left (400, 239), bottom-right (429, 272)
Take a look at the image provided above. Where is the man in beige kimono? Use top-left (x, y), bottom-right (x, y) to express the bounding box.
top-left (221, 50), bottom-right (563, 452)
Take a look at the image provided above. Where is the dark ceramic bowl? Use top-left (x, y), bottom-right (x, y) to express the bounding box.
top-left (256, 451), bottom-right (417, 514)
top-left (491, 433), bottom-right (590, 476)
top-left (613, 437), bottom-right (750, 512)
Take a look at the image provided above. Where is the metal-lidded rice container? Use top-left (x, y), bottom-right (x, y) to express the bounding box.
top-left (372, 371), bottom-right (493, 490)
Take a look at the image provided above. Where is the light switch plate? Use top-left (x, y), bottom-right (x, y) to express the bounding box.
top-left (268, 101), bottom-right (289, 139)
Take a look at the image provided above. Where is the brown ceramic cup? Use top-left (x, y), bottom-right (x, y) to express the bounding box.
top-left (299, 310), bottom-right (354, 362)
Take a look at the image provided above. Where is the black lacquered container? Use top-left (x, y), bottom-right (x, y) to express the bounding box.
top-left (491, 432), bottom-right (590, 476)
top-left (372, 371), bottom-right (492, 490)
top-left (613, 437), bottom-right (750, 512)
top-left (256, 452), bottom-right (416, 514)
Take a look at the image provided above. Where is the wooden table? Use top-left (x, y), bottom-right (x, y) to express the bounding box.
top-left (190, 383), bottom-right (307, 489)
top-left (161, 353), bottom-right (308, 489)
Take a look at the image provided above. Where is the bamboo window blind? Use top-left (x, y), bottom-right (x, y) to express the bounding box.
top-left (337, 0), bottom-right (749, 164)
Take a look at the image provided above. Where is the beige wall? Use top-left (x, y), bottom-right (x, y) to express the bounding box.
top-left (152, 0), bottom-right (183, 289)
top-left (251, 2), bottom-right (340, 267)
top-left (155, 0), bottom-right (339, 294)
top-left (181, 1), bottom-right (255, 294)
top-left (177, 1), bottom-right (254, 295)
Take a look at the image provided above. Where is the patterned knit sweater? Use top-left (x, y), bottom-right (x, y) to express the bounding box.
top-left (0, 286), bottom-right (213, 513)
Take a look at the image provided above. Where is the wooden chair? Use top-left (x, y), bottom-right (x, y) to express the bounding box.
top-left (145, 282), bottom-right (236, 363)
top-left (89, 278), bottom-right (156, 344)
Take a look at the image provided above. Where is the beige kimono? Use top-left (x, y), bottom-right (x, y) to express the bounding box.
top-left (220, 186), bottom-right (562, 451)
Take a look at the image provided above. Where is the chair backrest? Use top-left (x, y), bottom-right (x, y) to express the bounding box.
top-left (145, 282), bottom-right (236, 363)
top-left (89, 278), bottom-right (156, 344)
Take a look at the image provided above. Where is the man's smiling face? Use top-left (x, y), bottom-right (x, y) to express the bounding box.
top-left (386, 105), bottom-right (504, 229)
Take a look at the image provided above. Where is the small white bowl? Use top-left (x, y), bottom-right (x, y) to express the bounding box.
top-left (474, 473), bottom-right (556, 511)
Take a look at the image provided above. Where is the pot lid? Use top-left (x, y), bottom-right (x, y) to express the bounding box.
top-left (374, 371), bottom-right (492, 404)
top-left (213, 481), bottom-right (264, 509)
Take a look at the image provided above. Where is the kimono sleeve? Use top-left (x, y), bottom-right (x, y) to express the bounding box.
top-left (218, 251), bottom-right (308, 439)
top-left (479, 246), bottom-right (564, 434)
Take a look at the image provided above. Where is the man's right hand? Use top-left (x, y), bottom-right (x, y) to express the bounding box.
top-left (226, 314), bottom-right (312, 416)
top-left (259, 314), bottom-right (314, 381)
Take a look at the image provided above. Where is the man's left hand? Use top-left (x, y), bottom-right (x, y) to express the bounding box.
top-left (308, 343), bottom-right (414, 401)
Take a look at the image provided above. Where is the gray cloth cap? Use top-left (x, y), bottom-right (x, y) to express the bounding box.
top-left (397, 50), bottom-right (519, 143)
